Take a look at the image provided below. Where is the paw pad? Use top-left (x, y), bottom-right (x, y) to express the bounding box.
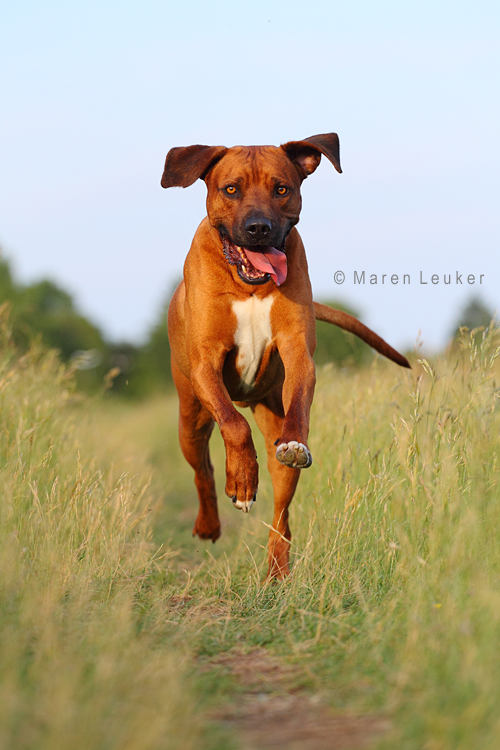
top-left (275, 441), bottom-right (312, 468)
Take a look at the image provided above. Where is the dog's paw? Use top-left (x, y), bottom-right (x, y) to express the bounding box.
top-left (192, 517), bottom-right (221, 543)
top-left (276, 441), bottom-right (312, 468)
top-left (231, 493), bottom-right (256, 514)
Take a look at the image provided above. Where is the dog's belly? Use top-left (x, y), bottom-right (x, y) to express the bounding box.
top-left (223, 296), bottom-right (284, 401)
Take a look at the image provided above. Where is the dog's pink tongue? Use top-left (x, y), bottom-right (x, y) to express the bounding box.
top-left (242, 247), bottom-right (288, 286)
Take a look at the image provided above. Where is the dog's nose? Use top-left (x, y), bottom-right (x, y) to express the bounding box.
top-left (244, 216), bottom-right (272, 241)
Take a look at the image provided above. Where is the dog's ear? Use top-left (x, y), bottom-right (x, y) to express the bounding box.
top-left (161, 145), bottom-right (228, 188)
top-left (281, 133), bottom-right (342, 179)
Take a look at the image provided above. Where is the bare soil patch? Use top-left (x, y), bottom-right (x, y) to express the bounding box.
top-left (210, 649), bottom-right (390, 750)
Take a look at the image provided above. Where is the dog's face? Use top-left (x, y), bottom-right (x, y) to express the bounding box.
top-left (161, 134), bottom-right (341, 286)
top-left (206, 146), bottom-right (303, 250)
top-left (205, 145), bottom-right (304, 286)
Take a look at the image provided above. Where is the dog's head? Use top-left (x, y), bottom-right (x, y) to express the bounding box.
top-left (161, 134), bottom-right (341, 286)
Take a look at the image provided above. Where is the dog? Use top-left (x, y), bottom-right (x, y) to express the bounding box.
top-left (161, 133), bottom-right (410, 578)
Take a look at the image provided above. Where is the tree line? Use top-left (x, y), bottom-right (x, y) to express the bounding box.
top-left (1, 253), bottom-right (493, 398)
top-left (0, 256), bottom-right (172, 396)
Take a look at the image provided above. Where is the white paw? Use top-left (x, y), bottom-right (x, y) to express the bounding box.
top-left (231, 494), bottom-right (256, 513)
top-left (276, 441), bottom-right (312, 468)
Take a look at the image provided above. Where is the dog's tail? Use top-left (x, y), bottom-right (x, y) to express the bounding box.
top-left (314, 301), bottom-right (411, 369)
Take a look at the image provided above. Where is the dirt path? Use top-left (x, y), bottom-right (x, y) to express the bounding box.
top-left (210, 649), bottom-right (390, 750)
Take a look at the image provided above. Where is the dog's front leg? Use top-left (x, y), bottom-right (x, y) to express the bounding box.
top-left (274, 336), bottom-right (316, 469)
top-left (190, 354), bottom-right (259, 512)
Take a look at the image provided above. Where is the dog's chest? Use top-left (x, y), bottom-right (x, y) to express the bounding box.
top-left (232, 296), bottom-right (274, 390)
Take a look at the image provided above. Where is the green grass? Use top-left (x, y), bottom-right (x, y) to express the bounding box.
top-left (1, 310), bottom-right (500, 749)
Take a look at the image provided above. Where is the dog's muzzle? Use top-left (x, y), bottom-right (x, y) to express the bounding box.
top-left (221, 235), bottom-right (288, 286)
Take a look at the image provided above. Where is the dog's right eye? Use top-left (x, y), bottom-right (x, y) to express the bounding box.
top-left (224, 186), bottom-right (237, 195)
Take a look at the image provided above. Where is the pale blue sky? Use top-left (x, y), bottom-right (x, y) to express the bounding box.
top-left (1, 0), bottom-right (499, 350)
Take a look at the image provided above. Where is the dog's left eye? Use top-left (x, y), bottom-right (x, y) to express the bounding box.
top-left (225, 186), bottom-right (237, 195)
top-left (277, 186), bottom-right (288, 196)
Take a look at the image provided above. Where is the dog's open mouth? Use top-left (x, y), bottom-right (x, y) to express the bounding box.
top-left (221, 236), bottom-right (287, 286)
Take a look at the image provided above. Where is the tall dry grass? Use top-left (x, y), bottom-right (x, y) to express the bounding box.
top-left (2, 306), bottom-right (500, 749)
top-left (0, 316), bottom-right (208, 750)
top-left (108, 325), bottom-right (500, 750)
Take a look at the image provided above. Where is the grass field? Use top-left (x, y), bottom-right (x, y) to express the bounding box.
top-left (1, 313), bottom-right (500, 749)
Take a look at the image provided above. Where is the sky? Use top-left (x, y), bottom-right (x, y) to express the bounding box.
top-left (1, 0), bottom-right (499, 352)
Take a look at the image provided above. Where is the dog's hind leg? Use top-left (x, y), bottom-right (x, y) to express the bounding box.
top-left (251, 389), bottom-right (301, 579)
top-left (171, 357), bottom-right (221, 542)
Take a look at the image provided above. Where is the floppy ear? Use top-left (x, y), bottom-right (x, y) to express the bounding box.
top-left (281, 133), bottom-right (342, 179)
top-left (161, 144), bottom-right (228, 188)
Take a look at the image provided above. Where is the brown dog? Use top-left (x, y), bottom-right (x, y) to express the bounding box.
top-left (161, 133), bottom-right (409, 578)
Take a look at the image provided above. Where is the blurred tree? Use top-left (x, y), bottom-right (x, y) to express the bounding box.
top-left (121, 284), bottom-right (176, 398)
top-left (14, 279), bottom-right (104, 358)
top-left (0, 259), bottom-right (17, 301)
top-left (314, 300), bottom-right (371, 367)
top-left (0, 255), bottom-right (109, 390)
top-left (104, 342), bottom-right (142, 396)
top-left (141, 295), bottom-right (172, 386)
top-left (452, 296), bottom-right (496, 336)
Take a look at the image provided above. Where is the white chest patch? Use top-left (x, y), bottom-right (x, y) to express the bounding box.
top-left (232, 296), bottom-right (274, 390)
